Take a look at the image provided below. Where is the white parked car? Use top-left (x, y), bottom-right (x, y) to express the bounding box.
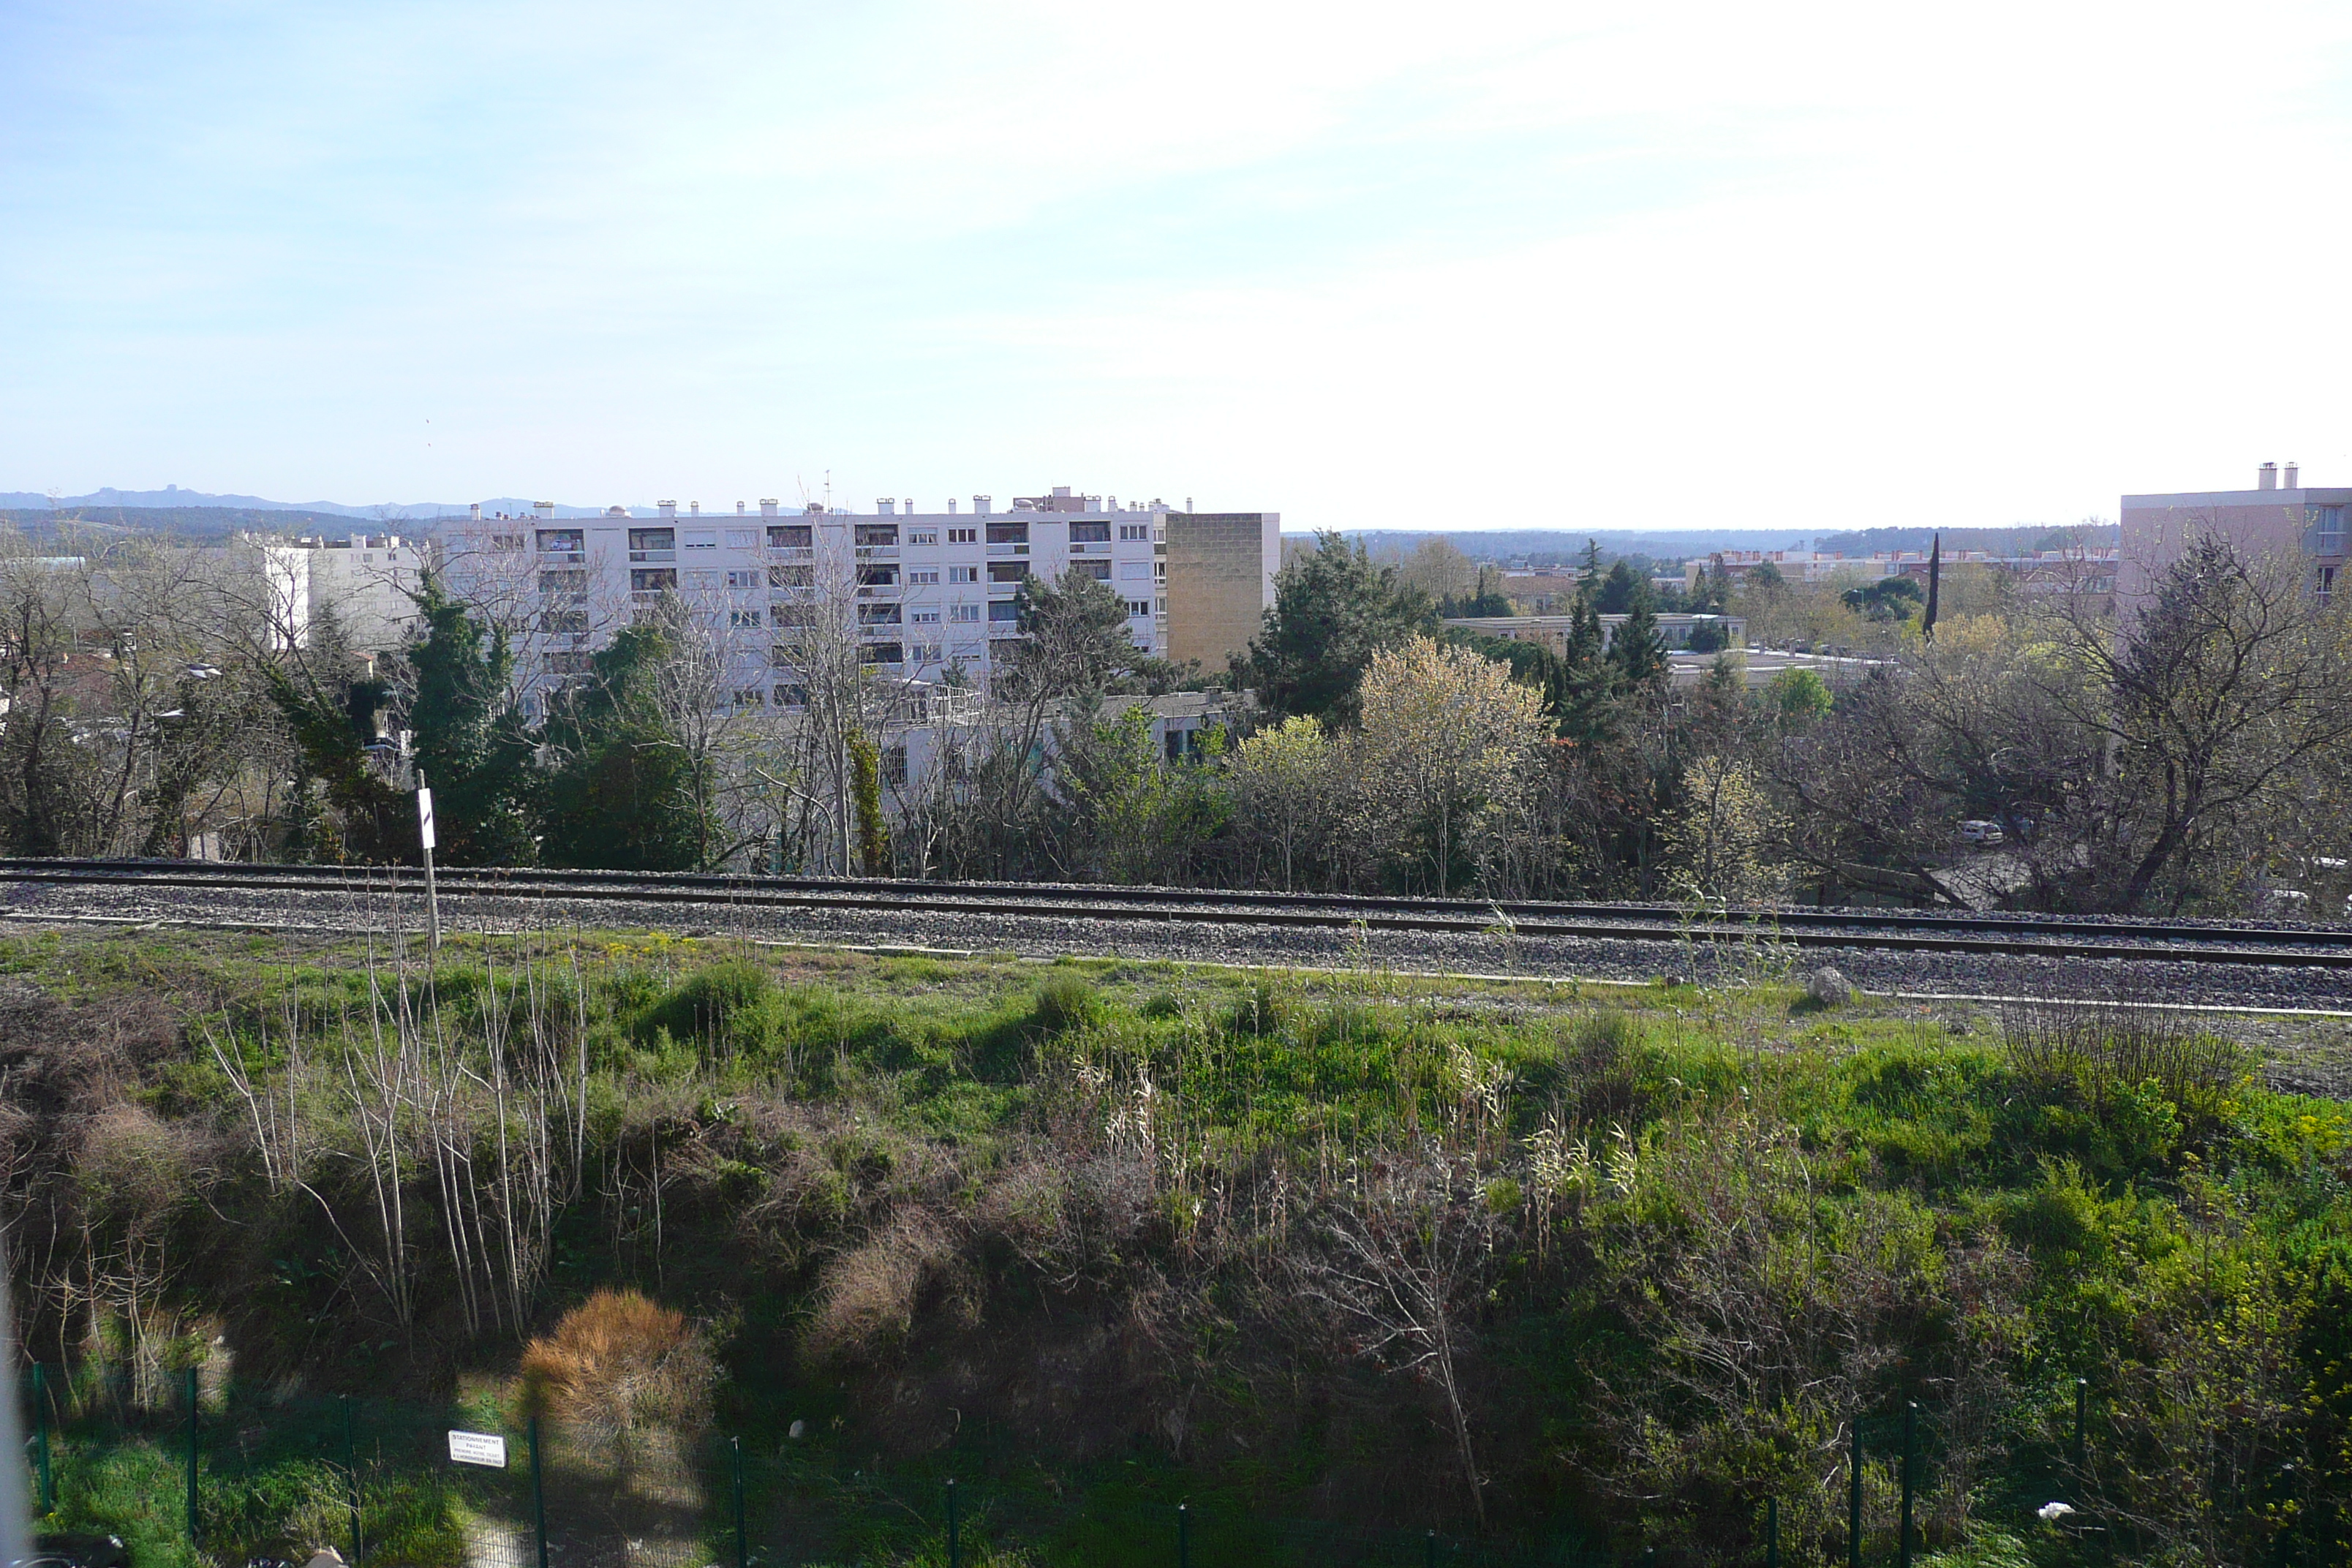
top-left (1959, 820), bottom-right (2005, 846)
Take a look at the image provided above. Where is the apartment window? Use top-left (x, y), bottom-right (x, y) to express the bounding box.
top-left (858, 564), bottom-right (899, 587)
top-left (1126, 599), bottom-right (1151, 617)
top-left (538, 609), bottom-right (588, 633)
top-left (987, 600), bottom-right (1021, 622)
top-left (539, 569), bottom-right (588, 593)
top-left (988, 562), bottom-right (1027, 584)
top-left (770, 644), bottom-right (805, 668)
top-left (769, 564), bottom-right (814, 588)
top-left (855, 524), bottom-right (899, 548)
top-left (949, 565), bottom-right (979, 584)
top-left (908, 529), bottom-right (939, 546)
top-left (949, 603), bottom-right (980, 622)
top-left (906, 568), bottom-right (940, 585)
top-left (773, 683), bottom-right (808, 708)
top-left (734, 689), bottom-right (765, 708)
top-left (859, 603), bottom-right (902, 625)
top-left (543, 650), bottom-right (591, 674)
top-left (630, 568), bottom-right (677, 592)
top-left (1068, 521), bottom-right (1110, 543)
top-left (1071, 560), bottom-right (1112, 581)
top-left (987, 521), bottom-right (1029, 545)
top-left (770, 603), bottom-right (815, 627)
top-left (909, 607), bottom-right (941, 624)
top-left (728, 609), bottom-right (762, 628)
top-left (947, 527), bottom-right (977, 545)
top-left (1118, 524), bottom-right (1150, 541)
top-left (627, 528), bottom-right (675, 552)
top-left (766, 524), bottom-right (813, 549)
top-left (683, 530), bottom-right (718, 550)
top-left (489, 533), bottom-right (527, 551)
top-left (725, 569), bottom-right (761, 589)
top-left (882, 745), bottom-right (908, 787)
top-left (2317, 505), bottom-right (2346, 554)
top-left (2320, 565), bottom-right (2338, 602)
top-left (536, 529), bottom-right (584, 553)
top-left (860, 643), bottom-right (904, 665)
top-left (724, 529), bottom-right (757, 549)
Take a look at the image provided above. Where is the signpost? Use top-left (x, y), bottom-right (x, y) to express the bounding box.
top-left (416, 775), bottom-right (441, 951)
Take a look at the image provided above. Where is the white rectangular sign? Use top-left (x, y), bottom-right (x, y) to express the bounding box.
top-left (417, 786), bottom-right (437, 851)
top-left (447, 1430), bottom-right (507, 1469)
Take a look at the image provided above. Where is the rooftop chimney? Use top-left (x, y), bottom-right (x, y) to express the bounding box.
top-left (973, 494), bottom-right (992, 516)
top-left (736, 501), bottom-right (746, 514)
top-left (2259, 463), bottom-right (2278, 491)
top-left (532, 500), bottom-right (554, 517)
top-left (2285, 462), bottom-right (2300, 489)
top-left (689, 502), bottom-right (700, 516)
top-left (878, 498), bottom-right (896, 516)
top-left (759, 498), bottom-right (780, 519)
top-left (470, 503), bottom-right (482, 521)
top-left (658, 500), bottom-right (677, 518)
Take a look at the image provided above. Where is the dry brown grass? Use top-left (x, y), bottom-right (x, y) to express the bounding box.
top-left (516, 1289), bottom-right (713, 1471)
top-left (802, 1210), bottom-right (960, 1365)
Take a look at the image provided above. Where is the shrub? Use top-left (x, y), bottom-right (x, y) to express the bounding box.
top-left (1033, 974), bottom-right (1104, 1035)
top-left (636, 961), bottom-right (779, 1055)
top-left (802, 1211), bottom-right (957, 1365)
top-left (517, 1289), bottom-right (713, 1472)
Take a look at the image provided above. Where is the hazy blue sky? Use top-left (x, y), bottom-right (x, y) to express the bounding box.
top-left (4, 1), bottom-right (2350, 531)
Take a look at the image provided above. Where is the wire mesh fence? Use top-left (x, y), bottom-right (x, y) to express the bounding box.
top-left (18, 1365), bottom-right (2102, 1567)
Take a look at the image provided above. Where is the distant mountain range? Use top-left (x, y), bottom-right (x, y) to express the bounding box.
top-left (0, 486), bottom-right (612, 519)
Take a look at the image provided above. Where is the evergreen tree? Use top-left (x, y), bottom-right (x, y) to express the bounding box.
top-left (1233, 532), bottom-right (1434, 724)
top-left (1607, 595), bottom-right (1670, 687)
top-left (535, 623), bottom-right (710, 871)
top-left (1593, 560), bottom-right (1646, 614)
top-left (405, 577), bottom-right (535, 865)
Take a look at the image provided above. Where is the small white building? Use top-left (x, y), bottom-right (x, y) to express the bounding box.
top-left (246, 533), bottom-right (429, 653)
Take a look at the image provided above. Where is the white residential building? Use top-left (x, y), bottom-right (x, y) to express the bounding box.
top-left (435, 489), bottom-right (1279, 712)
top-left (245, 533), bottom-right (429, 653)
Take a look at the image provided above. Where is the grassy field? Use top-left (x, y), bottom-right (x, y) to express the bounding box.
top-left (7, 921), bottom-right (2352, 1566)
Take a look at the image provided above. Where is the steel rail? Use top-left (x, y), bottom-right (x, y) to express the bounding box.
top-left (4, 858), bottom-right (2351, 969)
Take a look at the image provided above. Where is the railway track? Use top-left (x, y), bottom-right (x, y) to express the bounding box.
top-left (4, 857), bottom-right (2351, 970)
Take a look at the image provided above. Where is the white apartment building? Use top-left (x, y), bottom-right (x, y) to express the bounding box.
top-left (247, 533), bottom-right (429, 653)
top-left (437, 489), bottom-right (1279, 712)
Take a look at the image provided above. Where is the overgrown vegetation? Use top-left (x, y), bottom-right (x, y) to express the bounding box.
top-left (7, 927), bottom-right (2352, 1564)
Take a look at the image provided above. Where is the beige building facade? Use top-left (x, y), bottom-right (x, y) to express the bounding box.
top-left (2120, 463), bottom-right (2347, 608)
top-left (1164, 510), bottom-right (1282, 670)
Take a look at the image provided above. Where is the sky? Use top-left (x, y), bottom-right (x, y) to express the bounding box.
top-left (4, 1), bottom-right (2351, 533)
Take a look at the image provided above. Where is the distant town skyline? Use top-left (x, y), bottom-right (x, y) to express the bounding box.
top-left (5, 1), bottom-right (2350, 535)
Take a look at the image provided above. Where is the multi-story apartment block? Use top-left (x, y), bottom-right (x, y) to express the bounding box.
top-left (2122, 463), bottom-right (2348, 608)
top-left (246, 532), bottom-right (429, 653)
top-left (436, 488), bottom-right (1280, 712)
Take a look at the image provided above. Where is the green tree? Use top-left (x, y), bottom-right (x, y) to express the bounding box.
top-left (1607, 596), bottom-right (1670, 688)
top-left (536, 623), bottom-right (711, 872)
top-left (1842, 574), bottom-right (1925, 622)
top-left (405, 577), bottom-right (535, 865)
top-left (1235, 532), bottom-right (1433, 724)
top-left (1593, 560), bottom-right (1647, 615)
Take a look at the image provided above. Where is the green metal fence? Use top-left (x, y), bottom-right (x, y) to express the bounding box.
top-left (18, 1366), bottom-right (2099, 1567)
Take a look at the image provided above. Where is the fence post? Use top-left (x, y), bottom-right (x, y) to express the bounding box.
top-left (731, 1437), bottom-right (747, 1568)
top-left (1898, 1402), bottom-right (1916, 1568)
top-left (946, 1478), bottom-right (960, 1568)
top-left (529, 1416), bottom-right (549, 1568)
top-left (1847, 1417), bottom-right (1862, 1568)
top-left (185, 1365), bottom-right (200, 1548)
top-left (30, 1363), bottom-right (52, 1516)
top-left (1424, 1527), bottom-right (1436, 1568)
top-left (1765, 1496), bottom-right (1778, 1568)
top-left (2073, 1378), bottom-right (2087, 1480)
top-left (1177, 1502), bottom-right (1190, 1568)
top-left (342, 1395), bottom-right (363, 1568)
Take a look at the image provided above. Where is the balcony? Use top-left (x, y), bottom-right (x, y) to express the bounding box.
top-left (856, 545), bottom-right (901, 561)
top-left (985, 543), bottom-right (1030, 557)
top-left (987, 624), bottom-right (1025, 639)
top-left (629, 550), bottom-right (676, 564)
top-left (1068, 541), bottom-right (1104, 554)
top-left (767, 544), bottom-right (814, 560)
top-left (539, 551), bottom-right (586, 565)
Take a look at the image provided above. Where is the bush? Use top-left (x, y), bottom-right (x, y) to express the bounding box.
top-left (1033, 974), bottom-right (1104, 1034)
top-left (517, 1289), bottom-right (714, 1471)
top-left (636, 961), bottom-right (780, 1055)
